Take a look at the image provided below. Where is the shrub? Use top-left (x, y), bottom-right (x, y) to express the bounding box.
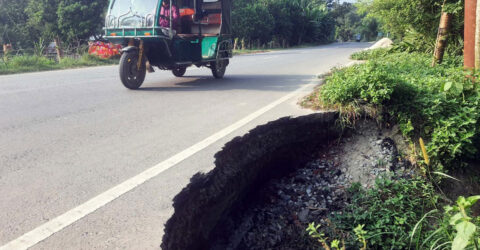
top-left (318, 51), bottom-right (479, 170)
top-left (326, 177), bottom-right (437, 249)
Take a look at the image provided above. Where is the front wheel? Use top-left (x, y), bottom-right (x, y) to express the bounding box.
top-left (172, 67), bottom-right (187, 77)
top-left (119, 51), bottom-right (146, 90)
top-left (211, 59), bottom-right (228, 79)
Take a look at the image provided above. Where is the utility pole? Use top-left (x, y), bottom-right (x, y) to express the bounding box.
top-left (476, 0), bottom-right (480, 69)
top-left (465, 0), bottom-right (476, 69)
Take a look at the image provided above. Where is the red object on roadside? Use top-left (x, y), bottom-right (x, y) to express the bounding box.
top-left (88, 42), bottom-right (122, 59)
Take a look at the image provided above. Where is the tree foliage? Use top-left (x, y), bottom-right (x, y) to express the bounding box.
top-left (57, 0), bottom-right (107, 45)
top-left (356, 0), bottom-right (464, 54)
top-left (0, 0), bottom-right (107, 49)
top-left (232, 0), bottom-right (336, 47)
top-left (0, 0), bottom-right (31, 48)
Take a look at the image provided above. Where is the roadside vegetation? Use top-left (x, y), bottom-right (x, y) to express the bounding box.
top-left (0, 54), bottom-right (118, 75)
top-left (305, 48), bottom-right (480, 249)
top-left (302, 0), bottom-right (480, 248)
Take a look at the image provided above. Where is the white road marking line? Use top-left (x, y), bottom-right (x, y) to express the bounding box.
top-left (262, 56), bottom-right (279, 60)
top-left (0, 81), bottom-right (316, 250)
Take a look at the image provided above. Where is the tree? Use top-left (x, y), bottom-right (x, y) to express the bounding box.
top-left (25, 0), bottom-right (108, 58)
top-left (57, 0), bottom-right (108, 45)
top-left (232, 0), bottom-right (335, 48)
top-left (356, 0), bottom-right (463, 54)
top-left (332, 3), bottom-right (361, 41)
top-left (232, 3), bottom-right (274, 46)
top-left (0, 0), bottom-right (32, 49)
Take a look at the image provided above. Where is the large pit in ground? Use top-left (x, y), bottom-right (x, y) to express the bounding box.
top-left (161, 112), bottom-right (409, 250)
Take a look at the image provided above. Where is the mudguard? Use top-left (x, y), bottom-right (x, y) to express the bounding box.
top-left (121, 46), bottom-right (139, 53)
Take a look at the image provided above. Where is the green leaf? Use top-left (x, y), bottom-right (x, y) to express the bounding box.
top-left (452, 221), bottom-right (476, 250)
top-left (465, 195), bottom-right (480, 207)
top-left (449, 213), bottom-right (463, 226)
top-left (444, 81), bottom-right (453, 91)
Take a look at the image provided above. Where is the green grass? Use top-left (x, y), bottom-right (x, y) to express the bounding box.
top-left (0, 54), bottom-right (119, 75)
top-left (327, 177), bottom-right (438, 249)
top-left (233, 42), bottom-right (328, 55)
top-left (350, 48), bottom-right (391, 60)
top-left (233, 49), bottom-right (272, 55)
top-left (313, 175), bottom-right (480, 249)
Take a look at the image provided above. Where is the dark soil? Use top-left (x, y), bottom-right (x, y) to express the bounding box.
top-left (210, 121), bottom-right (411, 250)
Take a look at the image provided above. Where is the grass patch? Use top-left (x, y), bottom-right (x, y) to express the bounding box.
top-left (0, 54), bottom-right (118, 75)
top-left (350, 48), bottom-right (391, 60)
top-left (328, 176), bottom-right (438, 249)
top-left (313, 175), bottom-right (480, 249)
top-left (233, 42), bottom-right (329, 55)
top-left (233, 49), bottom-right (272, 55)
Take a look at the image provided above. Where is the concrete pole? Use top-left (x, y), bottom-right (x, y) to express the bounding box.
top-left (476, 0), bottom-right (480, 69)
top-left (465, 0), bottom-right (476, 69)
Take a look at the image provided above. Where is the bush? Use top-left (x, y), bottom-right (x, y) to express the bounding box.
top-left (327, 177), bottom-right (437, 249)
top-left (314, 176), bottom-right (480, 249)
top-left (319, 51), bottom-right (479, 170)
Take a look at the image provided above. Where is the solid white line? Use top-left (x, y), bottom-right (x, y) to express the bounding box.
top-left (0, 82), bottom-right (316, 250)
top-left (262, 56), bottom-right (279, 60)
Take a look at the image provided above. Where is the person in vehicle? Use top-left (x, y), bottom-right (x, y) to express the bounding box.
top-left (159, 0), bottom-right (180, 30)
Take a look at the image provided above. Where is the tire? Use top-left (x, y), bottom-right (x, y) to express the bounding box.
top-left (211, 59), bottom-right (228, 79)
top-left (119, 51), bottom-right (146, 90)
top-left (172, 67), bottom-right (187, 77)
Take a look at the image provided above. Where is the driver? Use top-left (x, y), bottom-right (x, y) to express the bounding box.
top-left (159, 0), bottom-right (180, 30)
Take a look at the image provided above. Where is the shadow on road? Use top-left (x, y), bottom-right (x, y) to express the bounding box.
top-left (138, 74), bottom-right (315, 93)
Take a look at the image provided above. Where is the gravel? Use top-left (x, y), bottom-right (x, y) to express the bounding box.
top-left (211, 121), bottom-right (413, 250)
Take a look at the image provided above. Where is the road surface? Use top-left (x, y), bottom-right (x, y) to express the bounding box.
top-left (0, 42), bottom-right (369, 249)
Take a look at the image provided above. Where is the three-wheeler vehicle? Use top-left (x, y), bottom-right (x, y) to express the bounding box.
top-left (104, 0), bottom-right (233, 89)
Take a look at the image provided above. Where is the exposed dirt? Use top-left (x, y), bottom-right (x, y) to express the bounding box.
top-left (338, 120), bottom-right (411, 188)
top-left (209, 120), bottom-right (412, 249)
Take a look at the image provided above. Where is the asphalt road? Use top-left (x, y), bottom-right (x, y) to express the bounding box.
top-left (0, 42), bottom-right (370, 249)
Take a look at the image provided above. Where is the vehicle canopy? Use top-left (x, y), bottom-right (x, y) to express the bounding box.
top-left (105, 0), bottom-right (231, 38)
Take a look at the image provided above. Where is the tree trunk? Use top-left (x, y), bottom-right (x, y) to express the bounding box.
top-left (2, 44), bottom-right (12, 54)
top-left (432, 12), bottom-right (452, 66)
top-left (2, 44), bottom-right (12, 61)
top-left (475, 0), bottom-right (480, 69)
top-left (54, 36), bottom-right (64, 61)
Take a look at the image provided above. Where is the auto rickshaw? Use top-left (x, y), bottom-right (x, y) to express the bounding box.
top-left (104, 0), bottom-right (233, 89)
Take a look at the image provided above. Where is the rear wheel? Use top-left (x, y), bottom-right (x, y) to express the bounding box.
top-left (211, 59), bottom-right (228, 79)
top-left (172, 67), bottom-right (187, 77)
top-left (119, 50), bottom-right (146, 90)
